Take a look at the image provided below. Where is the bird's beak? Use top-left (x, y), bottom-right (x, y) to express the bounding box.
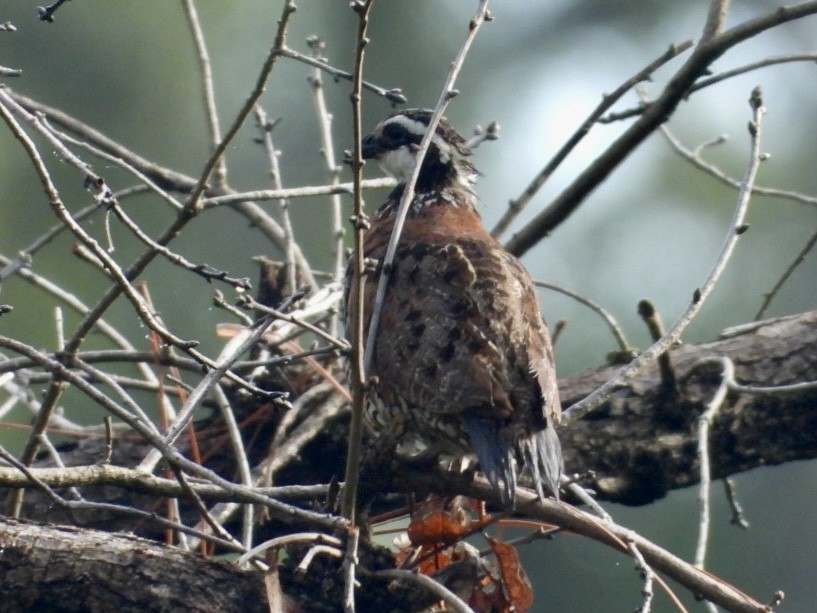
top-left (361, 133), bottom-right (380, 159)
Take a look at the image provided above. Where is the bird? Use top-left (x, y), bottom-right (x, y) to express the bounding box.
top-left (345, 108), bottom-right (563, 508)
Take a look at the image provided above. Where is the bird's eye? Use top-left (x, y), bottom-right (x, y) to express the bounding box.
top-left (381, 123), bottom-right (409, 145)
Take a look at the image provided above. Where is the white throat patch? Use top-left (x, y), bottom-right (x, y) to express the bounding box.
top-left (377, 145), bottom-right (418, 181)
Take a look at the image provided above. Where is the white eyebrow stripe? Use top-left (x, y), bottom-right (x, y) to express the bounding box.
top-left (383, 114), bottom-right (427, 136)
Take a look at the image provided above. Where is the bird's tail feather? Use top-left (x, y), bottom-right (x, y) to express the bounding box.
top-left (463, 415), bottom-right (516, 508)
top-left (520, 424), bottom-right (563, 502)
top-left (464, 415), bottom-right (563, 507)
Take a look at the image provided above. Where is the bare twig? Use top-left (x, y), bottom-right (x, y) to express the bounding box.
top-left (236, 532), bottom-right (342, 568)
top-left (342, 526), bottom-right (360, 613)
top-left (0, 447), bottom-right (246, 553)
top-left (658, 123), bottom-right (817, 207)
top-left (563, 87), bottom-right (767, 425)
top-left (491, 40), bottom-right (693, 239)
top-left (637, 299), bottom-right (678, 397)
top-left (693, 358), bottom-right (732, 570)
top-left (448, 476), bottom-right (766, 612)
top-left (202, 178), bottom-right (396, 207)
top-left (212, 384), bottom-right (255, 549)
top-left (181, 0), bottom-right (227, 189)
top-left (186, 0), bottom-right (297, 211)
top-left (723, 477), bottom-right (750, 529)
top-left (277, 45), bottom-right (406, 104)
top-left (755, 227), bottom-right (817, 319)
top-left (240, 294), bottom-right (348, 351)
top-left (341, 0), bottom-right (376, 548)
top-left (534, 279), bottom-right (634, 357)
top-left (37, 0), bottom-right (71, 22)
top-left (40, 118), bottom-right (185, 211)
top-left (627, 539), bottom-right (656, 613)
top-left (307, 36), bottom-right (347, 336)
top-left (254, 106), bottom-right (298, 293)
top-left (0, 336), bottom-right (346, 531)
top-left (137, 314), bottom-right (283, 473)
top-left (108, 203), bottom-right (252, 290)
top-left (564, 481), bottom-right (612, 522)
top-left (0, 462), bottom-right (331, 505)
top-left (690, 52), bottom-right (817, 95)
top-left (504, 2), bottom-right (817, 256)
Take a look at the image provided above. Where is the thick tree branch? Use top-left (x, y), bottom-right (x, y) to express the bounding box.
top-left (559, 309), bottom-right (817, 504)
top-left (0, 518), bottom-right (270, 613)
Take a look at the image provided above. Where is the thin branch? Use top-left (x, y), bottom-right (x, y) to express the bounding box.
top-left (186, 0), bottom-right (297, 212)
top-left (240, 293), bottom-right (349, 351)
top-left (0, 91), bottom-right (203, 350)
top-left (236, 532), bottom-right (342, 568)
top-left (5, 380), bottom-right (67, 517)
top-left (341, 0), bottom-right (376, 535)
top-left (563, 87), bottom-right (766, 425)
top-left (277, 45), bottom-right (406, 104)
top-left (701, 0), bottom-right (731, 41)
top-left (40, 118), bottom-right (185, 211)
top-left (342, 526), bottom-right (360, 613)
top-left (5, 88), bottom-right (199, 193)
top-left (0, 253), bottom-right (147, 360)
top-left (0, 462), bottom-right (330, 504)
top-left (627, 539), bottom-right (657, 613)
top-left (262, 381), bottom-right (349, 486)
top-left (136, 314), bottom-right (282, 473)
top-left (755, 227), bottom-right (817, 319)
top-left (658, 123), bottom-right (817, 207)
top-left (181, 0), bottom-right (227, 189)
top-left (693, 358), bottom-right (732, 570)
top-left (207, 385), bottom-right (255, 549)
top-left (490, 39), bottom-right (693, 239)
top-left (254, 106), bottom-right (298, 292)
top-left (428, 474), bottom-right (767, 612)
top-left (108, 203), bottom-right (252, 290)
top-left (534, 279), bottom-right (634, 357)
top-left (722, 478), bottom-right (750, 529)
top-left (504, 1), bottom-right (817, 256)
top-left (0, 447), bottom-right (246, 553)
top-left (307, 36), bottom-right (347, 336)
top-left (690, 52), bottom-right (817, 96)
top-left (202, 178), bottom-right (396, 208)
top-left (0, 336), bottom-right (346, 532)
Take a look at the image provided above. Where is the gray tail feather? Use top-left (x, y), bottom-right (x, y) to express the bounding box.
top-left (463, 415), bottom-right (516, 507)
top-left (464, 415), bottom-right (563, 507)
top-left (520, 424), bottom-right (563, 502)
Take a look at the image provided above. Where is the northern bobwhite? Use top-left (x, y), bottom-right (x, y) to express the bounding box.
top-left (345, 109), bottom-right (563, 507)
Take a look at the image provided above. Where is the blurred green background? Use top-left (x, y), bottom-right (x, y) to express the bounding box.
top-left (1, 2), bottom-right (815, 610)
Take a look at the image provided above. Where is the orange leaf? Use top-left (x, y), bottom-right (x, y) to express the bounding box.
top-left (485, 534), bottom-right (534, 613)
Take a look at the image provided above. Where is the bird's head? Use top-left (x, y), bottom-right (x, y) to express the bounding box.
top-left (361, 109), bottom-right (477, 191)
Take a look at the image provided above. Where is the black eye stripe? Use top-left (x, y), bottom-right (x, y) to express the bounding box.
top-left (381, 122), bottom-right (422, 146)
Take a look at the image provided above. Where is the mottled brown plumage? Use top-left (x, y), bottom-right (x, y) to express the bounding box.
top-left (346, 109), bottom-right (562, 507)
